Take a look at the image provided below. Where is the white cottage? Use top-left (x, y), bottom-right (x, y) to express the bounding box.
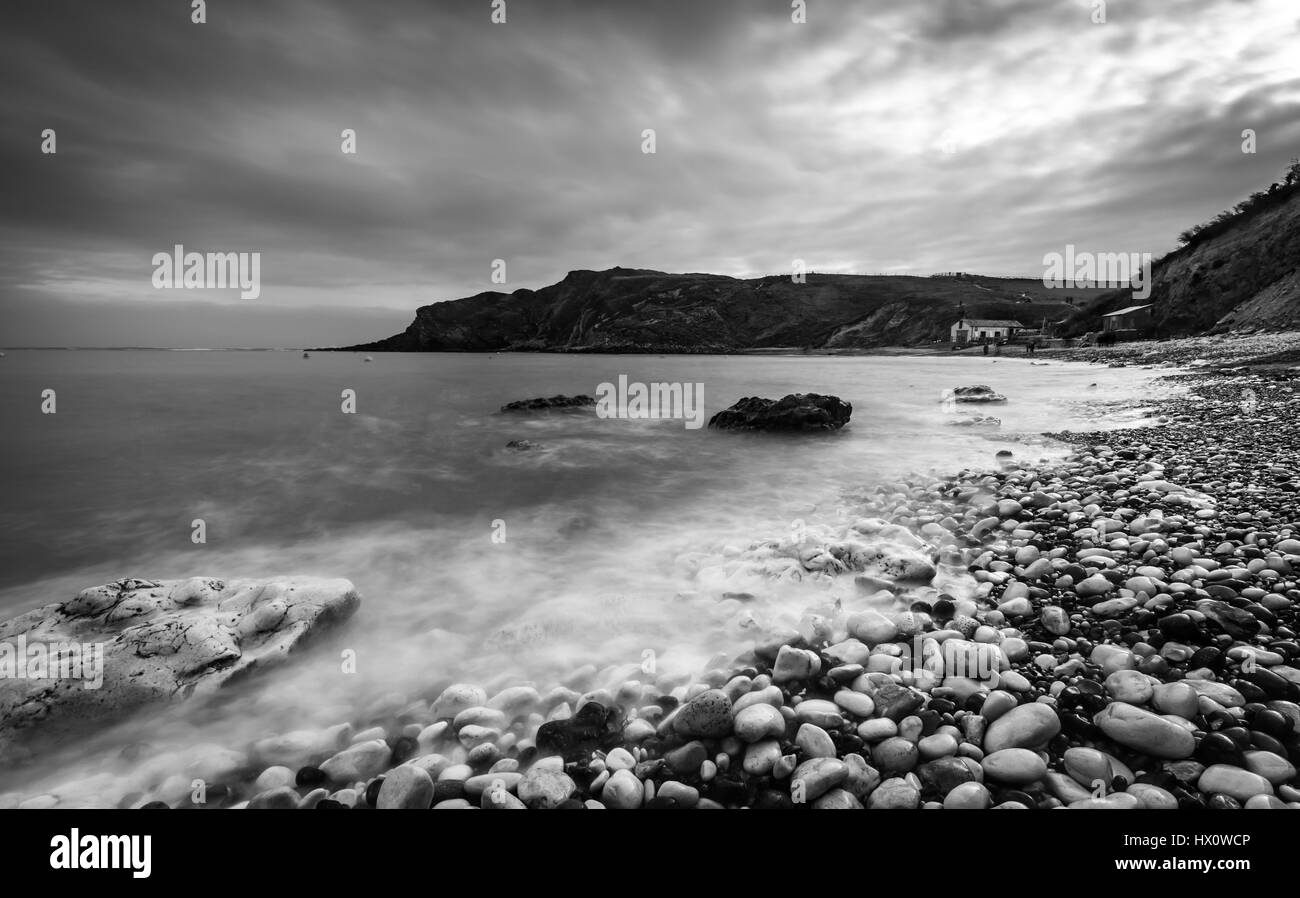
top-left (950, 318), bottom-right (1025, 345)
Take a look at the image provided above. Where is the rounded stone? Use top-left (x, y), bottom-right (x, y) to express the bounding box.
top-left (1093, 703), bottom-right (1195, 759)
top-left (811, 787), bottom-right (864, 809)
top-left (1197, 764), bottom-right (1274, 802)
top-left (1041, 606), bottom-right (1072, 636)
top-left (1105, 670), bottom-right (1154, 705)
top-left (1127, 783), bottom-right (1178, 809)
top-left (1151, 681), bottom-right (1200, 719)
top-left (733, 703), bottom-right (786, 743)
top-left (983, 702), bottom-right (1061, 753)
top-left (673, 689), bottom-right (734, 738)
top-left (867, 777), bottom-right (920, 809)
top-left (795, 723), bottom-right (837, 759)
top-left (376, 764), bottom-right (435, 809)
top-left (600, 769), bottom-right (644, 809)
top-left (981, 748), bottom-right (1047, 785)
top-left (1063, 747), bottom-right (1134, 788)
top-left (791, 757), bottom-right (849, 803)
top-left (943, 781), bottom-right (991, 809)
top-left (518, 767), bottom-right (576, 809)
top-left (871, 737), bottom-right (919, 776)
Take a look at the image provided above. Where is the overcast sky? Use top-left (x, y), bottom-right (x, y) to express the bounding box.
top-left (3, 0), bottom-right (1298, 347)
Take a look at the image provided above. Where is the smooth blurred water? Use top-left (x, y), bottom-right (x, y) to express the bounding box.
top-left (0, 349), bottom-right (1171, 800)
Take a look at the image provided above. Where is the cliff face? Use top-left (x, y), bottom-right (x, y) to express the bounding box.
top-left (339, 268), bottom-right (1090, 353)
top-left (1070, 187), bottom-right (1300, 336)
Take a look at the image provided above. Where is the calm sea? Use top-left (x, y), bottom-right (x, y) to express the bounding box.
top-left (0, 349), bottom-right (1168, 800)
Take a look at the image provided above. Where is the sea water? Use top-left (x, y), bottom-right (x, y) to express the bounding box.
top-left (0, 349), bottom-right (1173, 801)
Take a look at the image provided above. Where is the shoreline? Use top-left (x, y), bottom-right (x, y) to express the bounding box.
top-left (3, 335), bottom-right (1299, 809)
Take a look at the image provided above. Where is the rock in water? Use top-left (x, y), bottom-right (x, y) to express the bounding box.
top-left (947, 385), bottom-right (1007, 403)
top-left (945, 415), bottom-right (1001, 428)
top-left (500, 395), bottom-right (596, 412)
top-left (707, 394), bottom-right (852, 432)
top-left (0, 577), bottom-right (360, 758)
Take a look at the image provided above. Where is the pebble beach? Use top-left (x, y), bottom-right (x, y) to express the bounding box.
top-left (7, 334), bottom-right (1300, 811)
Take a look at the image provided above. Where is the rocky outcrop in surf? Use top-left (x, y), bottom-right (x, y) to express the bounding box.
top-left (0, 576), bottom-right (360, 760)
top-left (947, 385), bottom-right (1008, 403)
top-left (708, 393), bottom-right (852, 432)
top-left (500, 395), bottom-right (596, 412)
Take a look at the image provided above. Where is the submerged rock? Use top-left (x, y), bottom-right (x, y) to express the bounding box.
top-left (946, 415), bottom-right (1002, 427)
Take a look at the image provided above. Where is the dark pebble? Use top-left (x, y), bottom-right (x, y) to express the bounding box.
top-left (1251, 708), bottom-right (1294, 738)
top-left (830, 732), bottom-right (864, 755)
top-left (431, 781), bottom-right (466, 804)
top-left (296, 766), bottom-right (327, 788)
top-left (1244, 668), bottom-right (1292, 699)
top-left (1196, 732), bottom-right (1246, 767)
top-left (1189, 646), bottom-right (1224, 670)
top-left (388, 736), bottom-right (418, 765)
top-left (1250, 731), bottom-right (1287, 756)
top-left (1159, 613), bottom-right (1199, 641)
top-left (1231, 679), bottom-right (1269, 703)
top-left (752, 788), bottom-right (795, 810)
top-left (705, 775), bottom-right (751, 807)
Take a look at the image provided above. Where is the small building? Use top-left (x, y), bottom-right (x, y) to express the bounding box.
top-left (1101, 304), bottom-right (1154, 333)
top-left (950, 318), bottom-right (1025, 345)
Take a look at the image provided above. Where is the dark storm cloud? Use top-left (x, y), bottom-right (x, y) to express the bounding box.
top-left (1, 0), bottom-right (1298, 345)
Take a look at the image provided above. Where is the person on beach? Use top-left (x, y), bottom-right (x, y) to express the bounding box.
top-left (983, 342), bottom-right (989, 356)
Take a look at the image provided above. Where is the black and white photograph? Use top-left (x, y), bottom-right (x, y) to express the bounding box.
top-left (2, 0), bottom-right (1299, 876)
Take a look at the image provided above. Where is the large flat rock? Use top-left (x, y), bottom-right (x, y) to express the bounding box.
top-left (0, 576), bottom-right (359, 757)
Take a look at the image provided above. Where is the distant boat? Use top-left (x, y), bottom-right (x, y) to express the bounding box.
top-left (363, 355), bottom-right (374, 362)
top-left (302, 351), bottom-right (310, 359)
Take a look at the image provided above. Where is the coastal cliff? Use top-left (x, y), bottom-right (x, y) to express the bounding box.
top-left (333, 268), bottom-right (1092, 353)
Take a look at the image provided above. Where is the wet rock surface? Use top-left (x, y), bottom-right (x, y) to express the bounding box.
top-left (500, 395), bottom-right (596, 412)
top-left (0, 577), bottom-right (360, 761)
top-left (708, 393), bottom-right (851, 432)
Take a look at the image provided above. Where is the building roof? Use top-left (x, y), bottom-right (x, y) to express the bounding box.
top-left (956, 319), bottom-right (1025, 328)
top-left (1101, 304), bottom-right (1153, 317)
